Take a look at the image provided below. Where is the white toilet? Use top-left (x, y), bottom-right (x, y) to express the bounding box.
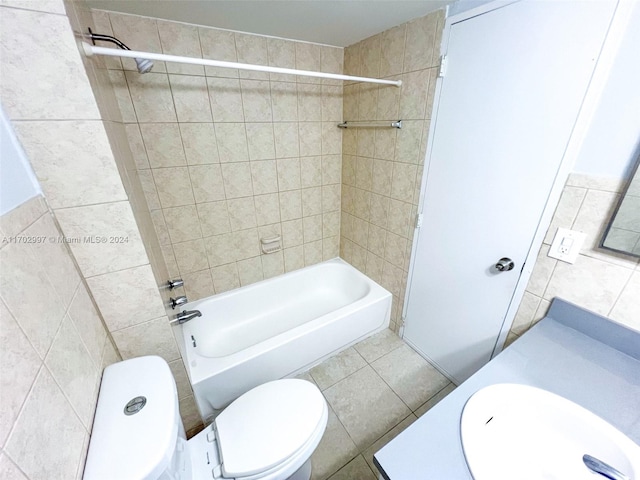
top-left (83, 356), bottom-right (328, 480)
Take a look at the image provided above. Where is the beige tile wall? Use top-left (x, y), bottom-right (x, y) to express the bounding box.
top-left (64, 0), bottom-right (204, 432)
top-left (340, 11), bottom-right (445, 332)
top-left (1, 0), bottom-right (202, 436)
top-left (96, 10), bottom-right (344, 301)
top-left (0, 196), bottom-right (119, 480)
top-left (507, 174), bottom-right (640, 345)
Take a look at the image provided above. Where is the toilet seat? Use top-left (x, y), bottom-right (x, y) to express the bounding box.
top-left (225, 416), bottom-right (326, 480)
top-left (214, 379), bottom-right (327, 479)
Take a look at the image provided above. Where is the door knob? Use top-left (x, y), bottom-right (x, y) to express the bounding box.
top-left (495, 257), bottom-right (515, 272)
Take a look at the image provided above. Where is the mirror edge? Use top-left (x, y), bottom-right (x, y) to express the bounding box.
top-left (599, 153), bottom-right (640, 258)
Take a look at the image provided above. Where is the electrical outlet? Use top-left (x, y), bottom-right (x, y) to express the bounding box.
top-left (558, 237), bottom-right (573, 255)
top-left (548, 228), bottom-right (585, 263)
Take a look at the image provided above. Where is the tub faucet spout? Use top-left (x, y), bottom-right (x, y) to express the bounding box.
top-left (175, 309), bottom-right (202, 324)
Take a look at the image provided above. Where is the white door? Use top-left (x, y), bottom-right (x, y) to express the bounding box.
top-left (403, 0), bottom-right (616, 383)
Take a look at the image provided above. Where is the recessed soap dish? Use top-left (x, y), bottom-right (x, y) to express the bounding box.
top-left (261, 236), bottom-right (282, 254)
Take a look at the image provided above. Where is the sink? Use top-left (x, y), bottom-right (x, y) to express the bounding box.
top-left (460, 383), bottom-right (640, 480)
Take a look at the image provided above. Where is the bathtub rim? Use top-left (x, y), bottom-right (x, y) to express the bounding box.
top-left (175, 258), bottom-right (391, 385)
top-left (183, 257), bottom-right (377, 359)
top-left (183, 257), bottom-right (369, 312)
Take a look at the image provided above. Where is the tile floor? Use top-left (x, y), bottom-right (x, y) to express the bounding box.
top-left (296, 329), bottom-right (457, 480)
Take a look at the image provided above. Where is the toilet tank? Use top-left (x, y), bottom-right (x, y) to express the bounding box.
top-left (83, 356), bottom-right (191, 480)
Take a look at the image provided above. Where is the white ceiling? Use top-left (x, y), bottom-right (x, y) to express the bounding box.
top-left (86, 0), bottom-right (454, 47)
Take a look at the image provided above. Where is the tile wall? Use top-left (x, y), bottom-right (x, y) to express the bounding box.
top-left (0, 196), bottom-right (119, 480)
top-left (65, 1), bottom-right (204, 433)
top-left (340, 11), bottom-right (445, 331)
top-left (0, 0), bottom-right (202, 435)
top-left (96, 10), bottom-right (344, 300)
top-left (507, 174), bottom-right (640, 344)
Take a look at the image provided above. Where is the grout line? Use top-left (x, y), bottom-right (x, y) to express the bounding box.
top-left (0, 4), bottom-right (67, 16)
top-left (316, 338), bottom-right (416, 452)
top-left (64, 283), bottom-right (104, 372)
top-left (411, 381), bottom-right (454, 415)
top-left (606, 268), bottom-right (634, 318)
top-left (367, 359), bottom-right (413, 414)
top-left (316, 362), bottom-right (369, 394)
top-left (82, 261), bottom-right (153, 280)
top-left (569, 186), bottom-right (590, 230)
top-left (321, 402), bottom-right (360, 478)
top-left (537, 248), bottom-right (558, 303)
top-left (109, 314), bottom-right (172, 335)
top-left (180, 174), bottom-right (207, 244)
top-left (41, 363), bottom-right (94, 445)
top-left (0, 448), bottom-right (31, 479)
top-left (2, 365), bottom-right (45, 468)
top-left (10, 118), bottom-right (107, 125)
top-left (107, 67), bottom-right (354, 84)
top-left (122, 69), bottom-right (142, 124)
top-left (0, 295), bottom-right (45, 375)
top-left (100, 332), bottom-right (116, 367)
top-left (44, 355), bottom-right (96, 435)
top-left (49, 197), bottom-right (136, 212)
top-left (0, 205), bottom-right (48, 241)
top-left (329, 454), bottom-right (372, 480)
top-left (13, 247), bottom-right (76, 357)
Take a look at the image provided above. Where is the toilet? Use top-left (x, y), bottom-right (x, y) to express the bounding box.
top-left (83, 356), bottom-right (328, 480)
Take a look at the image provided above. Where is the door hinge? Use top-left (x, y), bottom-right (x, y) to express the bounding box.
top-left (415, 213), bottom-right (423, 229)
top-left (439, 55), bottom-right (448, 77)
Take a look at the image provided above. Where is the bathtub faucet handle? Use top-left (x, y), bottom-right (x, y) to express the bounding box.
top-left (167, 278), bottom-right (184, 290)
top-left (170, 296), bottom-right (188, 310)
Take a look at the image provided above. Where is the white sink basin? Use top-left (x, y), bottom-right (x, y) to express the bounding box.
top-left (461, 383), bottom-right (640, 480)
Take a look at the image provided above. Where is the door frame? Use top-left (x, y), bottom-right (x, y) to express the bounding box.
top-left (401, 0), bottom-right (634, 362)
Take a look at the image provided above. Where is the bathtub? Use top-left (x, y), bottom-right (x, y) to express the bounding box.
top-left (177, 258), bottom-right (391, 421)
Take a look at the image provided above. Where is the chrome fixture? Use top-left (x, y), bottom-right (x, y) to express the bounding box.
top-left (123, 396), bottom-right (147, 416)
top-left (170, 296), bottom-right (188, 310)
top-left (338, 120), bottom-right (402, 129)
top-left (174, 310), bottom-right (202, 325)
top-left (86, 27), bottom-right (154, 74)
top-left (583, 454), bottom-right (630, 480)
top-left (167, 278), bottom-right (184, 290)
top-left (495, 257), bottom-right (515, 272)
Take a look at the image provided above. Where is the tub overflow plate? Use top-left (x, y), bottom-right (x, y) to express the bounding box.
top-left (124, 396), bottom-right (147, 415)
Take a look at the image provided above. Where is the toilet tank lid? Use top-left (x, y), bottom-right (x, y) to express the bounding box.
top-left (215, 379), bottom-right (327, 478)
top-left (83, 356), bottom-right (179, 480)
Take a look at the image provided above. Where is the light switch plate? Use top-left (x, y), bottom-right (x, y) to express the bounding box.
top-left (548, 227), bottom-right (586, 263)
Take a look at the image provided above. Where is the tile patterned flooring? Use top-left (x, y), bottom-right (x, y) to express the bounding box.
top-left (297, 329), bottom-right (457, 480)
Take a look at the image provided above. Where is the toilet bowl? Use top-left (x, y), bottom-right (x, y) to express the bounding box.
top-left (83, 356), bottom-right (328, 480)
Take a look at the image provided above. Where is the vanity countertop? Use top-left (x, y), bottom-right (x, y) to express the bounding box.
top-left (374, 299), bottom-right (640, 479)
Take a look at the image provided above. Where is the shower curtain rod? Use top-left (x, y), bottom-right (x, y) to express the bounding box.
top-left (82, 43), bottom-right (403, 87)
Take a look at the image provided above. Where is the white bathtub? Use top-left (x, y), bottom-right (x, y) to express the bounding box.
top-left (178, 258), bottom-right (391, 421)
